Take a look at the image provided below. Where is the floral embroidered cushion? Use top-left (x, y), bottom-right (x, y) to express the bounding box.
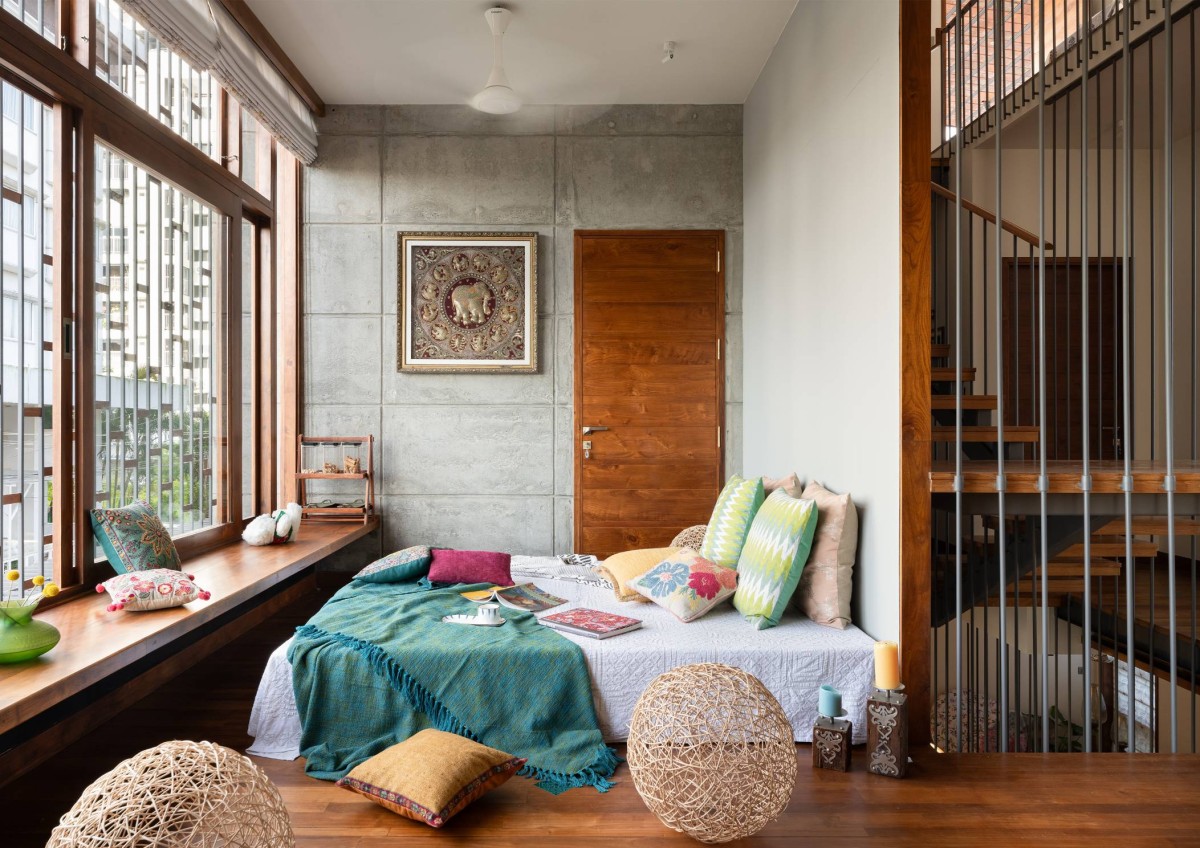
top-left (353, 545), bottom-right (433, 584)
top-left (733, 489), bottom-right (820, 630)
top-left (90, 501), bottom-right (181, 574)
top-left (629, 548), bottom-right (738, 623)
top-left (335, 729), bottom-right (526, 828)
top-left (97, 568), bottom-right (211, 612)
top-left (700, 475), bottom-right (766, 569)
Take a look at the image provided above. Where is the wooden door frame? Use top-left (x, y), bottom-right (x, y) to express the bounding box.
top-left (572, 229), bottom-right (726, 552)
top-left (900, 0), bottom-right (933, 746)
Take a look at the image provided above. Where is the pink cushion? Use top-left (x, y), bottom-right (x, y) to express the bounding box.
top-left (428, 549), bottom-right (513, 586)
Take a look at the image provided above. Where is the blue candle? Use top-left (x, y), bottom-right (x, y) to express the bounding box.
top-left (818, 684), bottom-right (842, 718)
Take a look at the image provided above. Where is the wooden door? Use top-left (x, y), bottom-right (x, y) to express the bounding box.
top-left (1002, 257), bottom-right (1124, 461)
top-left (574, 231), bottom-right (724, 558)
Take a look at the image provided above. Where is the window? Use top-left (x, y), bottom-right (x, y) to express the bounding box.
top-left (0, 80), bottom-right (53, 598)
top-left (0, 0), bottom-right (58, 42)
top-left (94, 144), bottom-right (221, 541)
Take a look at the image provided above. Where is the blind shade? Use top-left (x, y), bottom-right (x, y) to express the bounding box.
top-left (116, 0), bottom-right (318, 164)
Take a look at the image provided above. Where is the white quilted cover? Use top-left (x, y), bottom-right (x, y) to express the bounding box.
top-left (246, 562), bottom-right (876, 757)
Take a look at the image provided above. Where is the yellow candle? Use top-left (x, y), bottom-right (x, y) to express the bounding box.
top-left (874, 640), bottom-right (900, 690)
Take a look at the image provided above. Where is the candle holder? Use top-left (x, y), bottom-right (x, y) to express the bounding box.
top-left (812, 713), bottom-right (853, 772)
top-left (867, 685), bottom-right (909, 778)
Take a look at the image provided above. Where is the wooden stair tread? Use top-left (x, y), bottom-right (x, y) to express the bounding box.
top-left (1038, 559), bottom-right (1123, 577)
top-left (931, 425), bottom-right (1039, 443)
top-left (1094, 517), bottom-right (1200, 536)
top-left (932, 367), bottom-right (976, 383)
top-left (931, 343), bottom-right (952, 358)
top-left (1057, 541), bottom-right (1158, 559)
top-left (931, 394), bottom-right (998, 410)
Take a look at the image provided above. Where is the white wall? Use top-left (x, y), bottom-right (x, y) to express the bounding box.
top-left (743, 1), bottom-right (901, 640)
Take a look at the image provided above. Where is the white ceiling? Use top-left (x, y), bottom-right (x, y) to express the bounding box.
top-left (244, 0), bottom-right (799, 106)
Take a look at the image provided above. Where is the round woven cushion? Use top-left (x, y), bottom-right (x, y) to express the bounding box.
top-left (669, 524), bottom-right (707, 550)
top-left (47, 740), bottom-right (294, 847)
top-left (627, 663), bottom-right (797, 843)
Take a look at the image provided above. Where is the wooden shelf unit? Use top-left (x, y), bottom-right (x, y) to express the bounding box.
top-left (297, 435), bottom-right (375, 522)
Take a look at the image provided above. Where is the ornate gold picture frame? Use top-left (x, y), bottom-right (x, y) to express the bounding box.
top-left (397, 232), bottom-right (538, 372)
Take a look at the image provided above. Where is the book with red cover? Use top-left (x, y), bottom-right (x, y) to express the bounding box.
top-left (540, 607), bottom-right (643, 639)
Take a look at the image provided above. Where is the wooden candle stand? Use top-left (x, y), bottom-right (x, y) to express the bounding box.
top-left (867, 687), bottom-right (909, 778)
top-left (812, 716), bottom-right (853, 772)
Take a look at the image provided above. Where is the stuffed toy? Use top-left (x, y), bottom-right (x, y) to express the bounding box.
top-left (242, 502), bottom-right (303, 546)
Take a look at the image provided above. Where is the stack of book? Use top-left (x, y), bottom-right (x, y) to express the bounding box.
top-left (540, 608), bottom-right (643, 640)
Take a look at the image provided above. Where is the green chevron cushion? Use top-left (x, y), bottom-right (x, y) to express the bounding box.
top-left (700, 475), bottom-right (765, 569)
top-left (733, 489), bottom-right (819, 630)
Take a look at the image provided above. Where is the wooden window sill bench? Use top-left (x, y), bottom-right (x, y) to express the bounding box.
top-left (0, 518), bottom-right (377, 786)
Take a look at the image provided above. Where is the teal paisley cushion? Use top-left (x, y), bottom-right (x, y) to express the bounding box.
top-left (700, 475), bottom-right (766, 569)
top-left (353, 545), bottom-right (433, 584)
top-left (89, 501), bottom-right (182, 575)
top-left (733, 489), bottom-right (819, 630)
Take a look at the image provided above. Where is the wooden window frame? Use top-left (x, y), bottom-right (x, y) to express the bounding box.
top-left (0, 0), bottom-right (303, 603)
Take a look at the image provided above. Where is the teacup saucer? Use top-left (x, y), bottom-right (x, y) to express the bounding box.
top-left (442, 613), bottom-right (506, 627)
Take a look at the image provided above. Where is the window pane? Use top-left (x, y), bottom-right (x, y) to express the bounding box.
top-left (0, 0), bottom-right (58, 42)
top-left (94, 0), bottom-right (218, 159)
top-left (0, 82), bottom-right (54, 598)
top-left (241, 218), bottom-right (253, 520)
top-left (94, 144), bottom-right (221, 542)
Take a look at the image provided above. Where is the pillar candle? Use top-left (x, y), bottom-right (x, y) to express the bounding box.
top-left (818, 684), bottom-right (842, 718)
top-left (874, 640), bottom-right (900, 690)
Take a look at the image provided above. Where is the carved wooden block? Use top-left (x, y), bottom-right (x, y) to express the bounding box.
top-left (812, 718), bottom-right (853, 772)
top-left (867, 690), bottom-right (909, 778)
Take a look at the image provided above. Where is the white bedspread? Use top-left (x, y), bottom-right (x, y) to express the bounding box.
top-left (246, 562), bottom-right (876, 758)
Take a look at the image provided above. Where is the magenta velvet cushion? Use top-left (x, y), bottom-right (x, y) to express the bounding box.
top-left (427, 549), bottom-right (513, 586)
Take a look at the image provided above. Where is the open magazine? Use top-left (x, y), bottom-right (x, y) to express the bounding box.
top-left (460, 583), bottom-right (567, 612)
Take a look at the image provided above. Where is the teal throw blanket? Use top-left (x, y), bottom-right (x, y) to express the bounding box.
top-left (289, 579), bottom-right (618, 793)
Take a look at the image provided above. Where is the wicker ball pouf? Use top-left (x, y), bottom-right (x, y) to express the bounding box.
top-left (47, 740), bottom-right (294, 848)
top-left (669, 524), bottom-right (707, 549)
top-left (627, 663), bottom-right (797, 843)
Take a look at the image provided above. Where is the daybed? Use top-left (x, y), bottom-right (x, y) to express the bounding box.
top-left (246, 555), bottom-right (876, 763)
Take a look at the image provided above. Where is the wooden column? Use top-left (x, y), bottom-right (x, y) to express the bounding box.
top-left (899, 0), bottom-right (932, 747)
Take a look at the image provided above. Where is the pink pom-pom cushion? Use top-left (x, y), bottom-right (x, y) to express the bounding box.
top-left (427, 550), bottom-right (512, 586)
top-left (97, 568), bottom-right (211, 612)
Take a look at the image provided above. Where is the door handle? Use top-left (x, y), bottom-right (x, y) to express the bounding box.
top-left (581, 426), bottom-right (609, 436)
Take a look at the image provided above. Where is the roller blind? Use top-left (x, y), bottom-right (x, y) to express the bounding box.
top-left (116, 0), bottom-right (318, 164)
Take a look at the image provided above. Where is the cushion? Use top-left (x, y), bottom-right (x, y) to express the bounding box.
top-left (89, 501), bottom-right (182, 574)
top-left (595, 547), bottom-right (680, 602)
top-left (629, 548), bottom-right (738, 622)
top-left (335, 729), bottom-right (525, 828)
top-left (428, 549), bottom-right (512, 586)
top-left (794, 481), bottom-right (859, 628)
top-left (732, 489), bottom-right (819, 630)
top-left (354, 545), bottom-right (433, 583)
top-left (762, 472), bottom-right (803, 498)
top-left (669, 524), bottom-right (707, 549)
top-left (700, 475), bottom-right (766, 569)
top-left (97, 568), bottom-right (211, 612)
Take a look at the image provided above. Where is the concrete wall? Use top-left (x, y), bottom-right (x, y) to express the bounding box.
top-left (303, 105), bottom-right (743, 568)
top-left (742, 1), bottom-right (902, 640)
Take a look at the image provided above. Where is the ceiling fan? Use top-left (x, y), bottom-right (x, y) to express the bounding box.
top-left (472, 7), bottom-right (522, 115)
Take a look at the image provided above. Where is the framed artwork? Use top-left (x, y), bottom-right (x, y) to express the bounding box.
top-left (397, 232), bottom-right (538, 372)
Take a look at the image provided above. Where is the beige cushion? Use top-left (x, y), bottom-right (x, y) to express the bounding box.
top-left (762, 472), bottom-right (803, 498)
top-left (335, 729), bottom-right (525, 828)
top-left (596, 547), bottom-right (681, 602)
top-left (793, 481), bottom-right (858, 628)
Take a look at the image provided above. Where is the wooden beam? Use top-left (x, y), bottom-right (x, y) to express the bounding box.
top-left (216, 0), bottom-right (326, 117)
top-left (899, 0), bottom-right (933, 747)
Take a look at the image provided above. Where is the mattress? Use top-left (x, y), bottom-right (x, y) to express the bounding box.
top-left (246, 558), bottom-right (877, 758)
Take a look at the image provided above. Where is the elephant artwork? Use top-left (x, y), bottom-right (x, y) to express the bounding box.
top-left (449, 280), bottom-right (492, 327)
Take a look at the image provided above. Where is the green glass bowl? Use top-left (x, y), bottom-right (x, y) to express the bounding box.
top-left (0, 600), bottom-right (61, 663)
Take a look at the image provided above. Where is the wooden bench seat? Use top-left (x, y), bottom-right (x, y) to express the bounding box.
top-left (0, 519), bottom-right (377, 785)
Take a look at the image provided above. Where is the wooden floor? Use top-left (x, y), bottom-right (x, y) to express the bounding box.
top-left (12, 588), bottom-right (1200, 846)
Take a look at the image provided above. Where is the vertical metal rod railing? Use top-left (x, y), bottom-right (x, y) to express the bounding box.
top-left (1037, 0), bottom-right (1052, 752)
top-left (1121, 0), bottom-right (1136, 755)
top-left (1080, 0), bottom-right (1094, 752)
top-left (955, 0), bottom-right (967, 754)
top-left (994, 0), bottom-right (1010, 751)
top-left (1162, 0), bottom-right (1179, 753)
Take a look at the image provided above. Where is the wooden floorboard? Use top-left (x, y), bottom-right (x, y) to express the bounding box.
top-left (13, 591), bottom-right (1200, 846)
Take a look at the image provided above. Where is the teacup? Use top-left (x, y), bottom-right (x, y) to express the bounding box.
top-left (479, 603), bottom-right (500, 623)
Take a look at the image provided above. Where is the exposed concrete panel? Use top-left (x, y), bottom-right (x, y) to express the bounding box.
top-left (724, 312), bottom-right (743, 403)
top-left (381, 405), bottom-right (554, 496)
top-left (305, 225), bottom-right (383, 314)
top-left (385, 105), bottom-right (556, 136)
top-left (384, 495), bottom-right (555, 555)
top-left (554, 315), bottom-right (573, 406)
top-left (555, 136), bottom-right (742, 227)
top-left (554, 405), bottom-right (573, 497)
top-left (304, 315), bottom-right (382, 405)
top-left (554, 496), bottom-right (574, 554)
top-left (382, 135), bottom-right (555, 224)
top-left (317, 105), bottom-right (384, 135)
top-left (555, 105), bottom-right (743, 137)
top-left (725, 402), bottom-right (743, 477)
top-left (306, 135), bottom-right (382, 224)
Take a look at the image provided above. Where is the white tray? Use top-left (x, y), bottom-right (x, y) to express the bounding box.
top-left (441, 614), bottom-right (506, 627)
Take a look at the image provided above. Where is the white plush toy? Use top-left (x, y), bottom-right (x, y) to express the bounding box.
top-left (242, 502), bottom-right (303, 546)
